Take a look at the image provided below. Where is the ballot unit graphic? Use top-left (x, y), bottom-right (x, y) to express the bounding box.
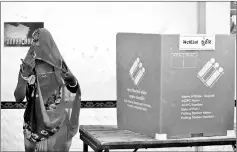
top-left (197, 58), bottom-right (224, 88)
top-left (129, 58), bottom-right (145, 87)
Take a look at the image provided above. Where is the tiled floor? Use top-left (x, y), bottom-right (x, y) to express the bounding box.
top-left (1, 108), bottom-right (236, 151)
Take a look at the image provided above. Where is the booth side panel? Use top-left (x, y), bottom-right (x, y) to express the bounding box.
top-left (116, 33), bottom-right (162, 137)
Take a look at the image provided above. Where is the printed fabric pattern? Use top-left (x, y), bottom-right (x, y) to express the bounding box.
top-left (23, 73), bottom-right (62, 143)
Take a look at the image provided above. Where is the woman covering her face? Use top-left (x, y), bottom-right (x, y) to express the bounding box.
top-left (14, 28), bottom-right (81, 152)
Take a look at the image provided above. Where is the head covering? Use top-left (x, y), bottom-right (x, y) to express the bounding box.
top-left (23, 28), bottom-right (81, 142)
top-left (24, 28), bottom-right (63, 69)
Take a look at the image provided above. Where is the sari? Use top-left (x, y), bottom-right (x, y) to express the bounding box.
top-left (14, 28), bottom-right (81, 152)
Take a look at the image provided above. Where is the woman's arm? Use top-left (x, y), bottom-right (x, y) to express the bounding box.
top-left (14, 70), bottom-right (28, 102)
top-left (61, 70), bottom-right (82, 139)
top-left (67, 82), bottom-right (81, 139)
top-left (61, 70), bottom-right (79, 94)
top-left (14, 59), bottom-right (35, 102)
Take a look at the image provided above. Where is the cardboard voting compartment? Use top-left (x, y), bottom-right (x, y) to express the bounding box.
top-left (116, 33), bottom-right (235, 139)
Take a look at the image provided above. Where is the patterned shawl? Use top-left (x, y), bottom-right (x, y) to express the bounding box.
top-left (23, 28), bottom-right (81, 141)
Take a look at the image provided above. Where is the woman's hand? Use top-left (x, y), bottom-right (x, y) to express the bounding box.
top-left (61, 71), bottom-right (77, 87)
top-left (20, 59), bottom-right (35, 77)
top-left (61, 60), bottom-right (77, 87)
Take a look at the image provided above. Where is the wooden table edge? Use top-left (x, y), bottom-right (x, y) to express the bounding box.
top-left (79, 125), bottom-right (236, 150)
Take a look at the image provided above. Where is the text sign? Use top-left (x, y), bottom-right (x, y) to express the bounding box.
top-left (179, 35), bottom-right (215, 51)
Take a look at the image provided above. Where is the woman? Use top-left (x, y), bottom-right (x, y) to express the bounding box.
top-left (14, 28), bottom-right (81, 152)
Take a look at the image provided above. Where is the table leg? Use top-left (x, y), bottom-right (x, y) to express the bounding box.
top-left (83, 142), bottom-right (88, 152)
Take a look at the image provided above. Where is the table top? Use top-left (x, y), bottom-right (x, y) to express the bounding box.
top-left (79, 125), bottom-right (236, 150)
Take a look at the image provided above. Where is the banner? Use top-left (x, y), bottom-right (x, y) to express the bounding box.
top-left (4, 22), bottom-right (44, 47)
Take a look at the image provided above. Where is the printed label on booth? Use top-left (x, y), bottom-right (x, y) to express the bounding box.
top-left (179, 35), bottom-right (215, 50)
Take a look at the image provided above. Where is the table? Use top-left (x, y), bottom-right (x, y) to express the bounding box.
top-left (79, 125), bottom-right (236, 152)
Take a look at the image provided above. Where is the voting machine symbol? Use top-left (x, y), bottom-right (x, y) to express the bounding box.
top-left (197, 58), bottom-right (224, 88)
top-left (129, 58), bottom-right (145, 87)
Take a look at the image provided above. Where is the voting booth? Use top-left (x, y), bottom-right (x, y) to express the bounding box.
top-left (116, 33), bottom-right (235, 139)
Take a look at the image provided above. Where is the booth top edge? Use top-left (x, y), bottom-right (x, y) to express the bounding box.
top-left (116, 32), bottom-right (235, 36)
